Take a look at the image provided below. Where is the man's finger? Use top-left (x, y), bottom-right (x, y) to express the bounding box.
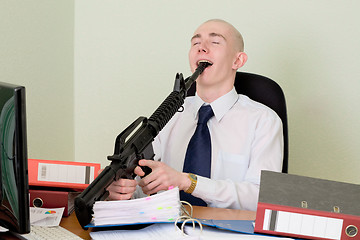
top-left (108, 192), bottom-right (133, 200)
top-left (138, 159), bottom-right (159, 168)
top-left (134, 166), bottom-right (145, 176)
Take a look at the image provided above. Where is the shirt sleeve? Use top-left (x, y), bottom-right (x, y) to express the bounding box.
top-left (192, 112), bottom-right (284, 211)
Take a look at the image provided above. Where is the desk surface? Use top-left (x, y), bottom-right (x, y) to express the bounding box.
top-left (60, 206), bottom-right (256, 240)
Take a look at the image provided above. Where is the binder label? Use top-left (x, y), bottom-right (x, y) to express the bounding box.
top-left (263, 209), bottom-right (343, 240)
top-left (38, 163), bottom-right (95, 184)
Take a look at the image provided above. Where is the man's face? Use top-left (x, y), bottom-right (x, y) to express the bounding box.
top-left (188, 21), bottom-right (239, 88)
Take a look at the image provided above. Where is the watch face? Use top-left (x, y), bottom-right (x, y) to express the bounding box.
top-left (189, 174), bottom-right (197, 181)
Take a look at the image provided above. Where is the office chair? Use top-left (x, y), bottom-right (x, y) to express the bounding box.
top-left (187, 72), bottom-right (288, 173)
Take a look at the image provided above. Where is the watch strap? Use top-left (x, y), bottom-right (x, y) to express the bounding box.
top-left (185, 173), bottom-right (197, 194)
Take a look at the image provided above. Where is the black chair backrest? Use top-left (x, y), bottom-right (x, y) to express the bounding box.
top-left (187, 72), bottom-right (288, 173)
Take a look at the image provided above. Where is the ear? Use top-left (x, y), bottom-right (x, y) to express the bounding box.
top-left (232, 52), bottom-right (248, 70)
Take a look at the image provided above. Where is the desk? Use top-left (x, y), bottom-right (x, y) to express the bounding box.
top-left (60, 206), bottom-right (256, 240)
top-left (60, 212), bottom-right (91, 239)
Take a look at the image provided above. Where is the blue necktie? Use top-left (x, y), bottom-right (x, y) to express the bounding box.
top-left (180, 105), bottom-right (214, 206)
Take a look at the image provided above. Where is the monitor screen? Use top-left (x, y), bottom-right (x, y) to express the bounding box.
top-left (0, 82), bottom-right (30, 234)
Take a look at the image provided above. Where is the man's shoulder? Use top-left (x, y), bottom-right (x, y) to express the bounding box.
top-left (235, 94), bottom-right (280, 120)
top-left (184, 95), bottom-right (195, 103)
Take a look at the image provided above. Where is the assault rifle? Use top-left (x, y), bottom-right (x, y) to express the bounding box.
top-left (74, 62), bottom-right (210, 228)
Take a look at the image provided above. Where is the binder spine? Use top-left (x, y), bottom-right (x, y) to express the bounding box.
top-left (255, 202), bottom-right (360, 240)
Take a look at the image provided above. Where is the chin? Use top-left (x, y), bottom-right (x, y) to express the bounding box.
top-left (196, 75), bottom-right (212, 87)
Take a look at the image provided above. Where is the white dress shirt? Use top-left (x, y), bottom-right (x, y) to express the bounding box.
top-left (151, 87), bottom-right (283, 211)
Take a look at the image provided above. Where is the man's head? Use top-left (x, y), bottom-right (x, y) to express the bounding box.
top-left (188, 19), bottom-right (247, 100)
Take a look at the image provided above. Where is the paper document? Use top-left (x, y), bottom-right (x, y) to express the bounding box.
top-left (29, 207), bottom-right (64, 227)
top-left (90, 223), bottom-right (295, 240)
top-left (90, 223), bottom-right (196, 240)
top-left (184, 225), bottom-right (296, 239)
top-left (92, 187), bottom-right (181, 226)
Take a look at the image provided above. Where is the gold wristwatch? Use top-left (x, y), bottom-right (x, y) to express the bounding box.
top-left (185, 173), bottom-right (197, 194)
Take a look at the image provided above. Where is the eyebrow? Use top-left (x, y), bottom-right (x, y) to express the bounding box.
top-left (191, 32), bottom-right (227, 41)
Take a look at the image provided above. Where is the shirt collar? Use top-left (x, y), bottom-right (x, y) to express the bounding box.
top-left (192, 87), bottom-right (239, 122)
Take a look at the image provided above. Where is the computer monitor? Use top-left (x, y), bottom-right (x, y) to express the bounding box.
top-left (0, 82), bottom-right (30, 234)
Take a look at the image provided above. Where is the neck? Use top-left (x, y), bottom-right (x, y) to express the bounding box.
top-left (196, 72), bottom-right (236, 102)
top-left (196, 83), bottom-right (233, 103)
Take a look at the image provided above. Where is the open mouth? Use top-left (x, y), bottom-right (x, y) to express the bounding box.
top-left (197, 60), bottom-right (213, 67)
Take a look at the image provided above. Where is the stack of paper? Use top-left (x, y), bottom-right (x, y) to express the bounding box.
top-left (92, 187), bottom-right (181, 226)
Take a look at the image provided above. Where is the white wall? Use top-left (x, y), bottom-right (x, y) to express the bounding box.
top-left (0, 1), bottom-right (74, 161)
top-left (74, 0), bottom-right (360, 184)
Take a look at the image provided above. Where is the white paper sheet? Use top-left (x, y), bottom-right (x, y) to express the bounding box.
top-left (29, 207), bottom-right (64, 227)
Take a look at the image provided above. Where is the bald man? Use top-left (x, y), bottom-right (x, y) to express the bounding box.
top-left (107, 19), bottom-right (283, 211)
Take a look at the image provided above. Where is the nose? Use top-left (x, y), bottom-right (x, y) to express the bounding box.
top-left (198, 47), bottom-right (207, 53)
top-left (197, 43), bottom-right (208, 53)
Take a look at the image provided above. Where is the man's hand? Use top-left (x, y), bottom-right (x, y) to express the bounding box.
top-left (135, 159), bottom-right (191, 195)
top-left (106, 178), bottom-right (137, 200)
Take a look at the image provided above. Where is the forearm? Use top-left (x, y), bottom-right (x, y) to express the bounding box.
top-left (192, 176), bottom-right (260, 211)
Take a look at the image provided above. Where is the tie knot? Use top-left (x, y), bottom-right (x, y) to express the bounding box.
top-left (197, 105), bottom-right (214, 124)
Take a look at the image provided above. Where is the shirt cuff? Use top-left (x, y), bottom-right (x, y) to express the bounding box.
top-left (192, 175), bottom-right (215, 202)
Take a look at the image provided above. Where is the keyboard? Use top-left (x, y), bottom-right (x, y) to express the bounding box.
top-left (20, 225), bottom-right (83, 240)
